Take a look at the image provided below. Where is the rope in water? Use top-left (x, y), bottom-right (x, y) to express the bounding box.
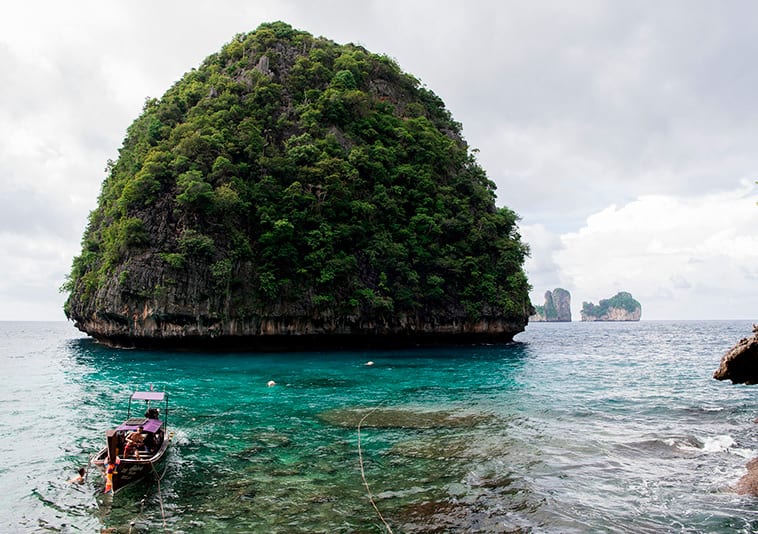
top-left (357, 404), bottom-right (393, 534)
top-left (149, 446), bottom-right (171, 532)
top-left (124, 441), bottom-right (172, 532)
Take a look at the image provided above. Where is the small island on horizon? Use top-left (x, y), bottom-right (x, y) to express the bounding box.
top-left (530, 289), bottom-right (642, 322)
top-left (581, 291), bottom-right (641, 322)
top-left (530, 288), bottom-right (571, 322)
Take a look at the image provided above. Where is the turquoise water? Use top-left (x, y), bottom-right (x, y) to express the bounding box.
top-left (2, 320), bottom-right (758, 532)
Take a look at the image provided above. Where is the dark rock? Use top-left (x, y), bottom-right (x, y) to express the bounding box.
top-left (713, 325), bottom-right (758, 384)
top-left (736, 456), bottom-right (758, 495)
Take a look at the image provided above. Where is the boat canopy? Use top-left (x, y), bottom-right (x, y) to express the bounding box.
top-left (116, 418), bottom-right (163, 433)
top-left (131, 391), bottom-right (165, 401)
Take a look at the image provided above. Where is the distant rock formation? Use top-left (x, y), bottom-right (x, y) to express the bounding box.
top-left (713, 325), bottom-right (758, 384)
top-left (530, 288), bottom-right (571, 322)
top-left (580, 291), bottom-right (641, 321)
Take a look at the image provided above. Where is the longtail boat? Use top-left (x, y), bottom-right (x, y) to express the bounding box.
top-left (92, 390), bottom-right (171, 493)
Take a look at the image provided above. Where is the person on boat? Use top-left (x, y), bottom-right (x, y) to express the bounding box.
top-left (104, 461), bottom-right (115, 493)
top-left (125, 426), bottom-right (145, 458)
top-left (143, 429), bottom-right (156, 453)
top-left (68, 467), bottom-right (86, 484)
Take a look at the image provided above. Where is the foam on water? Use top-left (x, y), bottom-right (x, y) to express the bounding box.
top-left (699, 435), bottom-right (737, 453)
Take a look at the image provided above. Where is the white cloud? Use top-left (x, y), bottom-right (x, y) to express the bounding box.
top-left (551, 182), bottom-right (758, 320)
top-left (521, 223), bottom-right (565, 305)
top-left (2, 1), bottom-right (758, 320)
top-left (0, 231), bottom-right (76, 321)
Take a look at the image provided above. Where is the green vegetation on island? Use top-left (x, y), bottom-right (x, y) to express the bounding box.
top-left (63, 22), bottom-right (532, 347)
top-left (581, 292), bottom-right (641, 321)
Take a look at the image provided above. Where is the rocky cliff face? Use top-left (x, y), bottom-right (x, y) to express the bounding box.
top-left (63, 22), bottom-right (531, 350)
top-left (581, 307), bottom-right (641, 322)
top-left (530, 288), bottom-right (571, 322)
top-left (713, 325), bottom-right (758, 384)
top-left (580, 292), bottom-right (641, 322)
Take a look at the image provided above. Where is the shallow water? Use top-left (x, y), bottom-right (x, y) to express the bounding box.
top-left (2, 320), bottom-right (758, 532)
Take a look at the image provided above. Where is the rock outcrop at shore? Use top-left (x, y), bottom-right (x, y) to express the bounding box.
top-left (62, 22), bottom-right (532, 350)
top-left (736, 457), bottom-right (758, 495)
top-left (713, 325), bottom-right (758, 495)
top-left (580, 292), bottom-right (641, 322)
top-left (713, 325), bottom-right (758, 384)
top-left (530, 288), bottom-right (571, 322)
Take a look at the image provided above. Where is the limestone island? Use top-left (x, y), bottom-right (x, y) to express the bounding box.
top-left (580, 292), bottom-right (641, 322)
top-left (530, 288), bottom-right (571, 322)
top-left (62, 22), bottom-right (532, 351)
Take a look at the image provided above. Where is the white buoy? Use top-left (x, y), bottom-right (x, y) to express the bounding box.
top-left (267, 380), bottom-right (276, 387)
top-left (365, 361), bottom-right (374, 366)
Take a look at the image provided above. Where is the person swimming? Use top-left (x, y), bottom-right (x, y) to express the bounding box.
top-left (68, 467), bottom-right (86, 484)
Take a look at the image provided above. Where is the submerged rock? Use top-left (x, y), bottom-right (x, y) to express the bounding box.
top-left (390, 431), bottom-right (514, 460)
top-left (318, 407), bottom-right (491, 429)
top-left (390, 437), bottom-right (471, 459)
top-left (713, 325), bottom-right (758, 384)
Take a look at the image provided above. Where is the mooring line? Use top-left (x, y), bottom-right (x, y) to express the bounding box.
top-left (357, 402), bottom-right (394, 534)
top-left (149, 460), bottom-right (169, 532)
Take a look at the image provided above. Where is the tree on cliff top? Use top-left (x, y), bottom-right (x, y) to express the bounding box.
top-left (581, 292), bottom-right (641, 317)
top-left (63, 22), bottom-right (532, 342)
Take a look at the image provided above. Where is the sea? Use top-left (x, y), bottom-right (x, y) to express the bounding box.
top-left (2, 320), bottom-right (758, 533)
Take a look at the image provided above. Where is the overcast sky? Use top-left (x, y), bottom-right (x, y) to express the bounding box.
top-left (1, 0), bottom-right (757, 321)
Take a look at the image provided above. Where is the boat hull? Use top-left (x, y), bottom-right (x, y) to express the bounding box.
top-left (92, 438), bottom-right (170, 493)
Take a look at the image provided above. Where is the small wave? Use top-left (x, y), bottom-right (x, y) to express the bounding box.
top-left (730, 446), bottom-right (756, 459)
top-left (657, 434), bottom-right (756, 459)
top-left (657, 436), bottom-right (696, 452)
top-left (673, 435), bottom-right (735, 454)
top-left (626, 435), bottom-right (744, 457)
